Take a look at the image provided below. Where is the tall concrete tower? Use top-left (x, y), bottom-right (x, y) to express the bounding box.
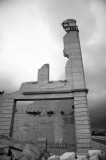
top-left (62, 19), bottom-right (91, 154)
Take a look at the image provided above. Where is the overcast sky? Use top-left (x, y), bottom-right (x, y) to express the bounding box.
top-left (0, 0), bottom-right (106, 129)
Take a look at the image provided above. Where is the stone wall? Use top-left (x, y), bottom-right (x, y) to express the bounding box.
top-left (12, 99), bottom-right (75, 147)
top-left (0, 93), bottom-right (14, 136)
top-left (0, 19), bottom-right (91, 155)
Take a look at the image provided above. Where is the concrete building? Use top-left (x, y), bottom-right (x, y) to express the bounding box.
top-left (0, 19), bottom-right (91, 154)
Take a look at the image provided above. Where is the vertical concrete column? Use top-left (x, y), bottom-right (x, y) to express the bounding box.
top-left (0, 94), bottom-right (14, 136)
top-left (38, 64), bottom-right (49, 84)
top-left (62, 19), bottom-right (91, 154)
top-left (74, 91), bottom-right (91, 154)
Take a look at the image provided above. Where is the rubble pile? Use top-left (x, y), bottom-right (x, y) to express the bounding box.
top-left (0, 134), bottom-right (106, 160)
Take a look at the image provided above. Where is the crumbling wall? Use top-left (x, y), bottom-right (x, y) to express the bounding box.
top-left (0, 93), bottom-right (14, 136)
top-left (12, 99), bottom-right (75, 146)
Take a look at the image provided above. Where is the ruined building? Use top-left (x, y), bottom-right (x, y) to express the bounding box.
top-left (0, 19), bottom-right (91, 154)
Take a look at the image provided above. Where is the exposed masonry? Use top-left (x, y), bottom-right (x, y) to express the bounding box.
top-left (0, 19), bottom-right (91, 155)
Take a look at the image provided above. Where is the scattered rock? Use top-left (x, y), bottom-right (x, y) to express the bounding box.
top-left (76, 158), bottom-right (83, 160)
top-left (77, 155), bottom-right (88, 160)
top-left (0, 155), bottom-right (11, 160)
top-left (88, 150), bottom-right (101, 158)
top-left (19, 144), bottom-right (41, 160)
top-left (60, 152), bottom-right (75, 160)
top-left (11, 148), bottom-right (21, 160)
top-left (0, 147), bottom-right (9, 155)
top-left (89, 155), bottom-right (99, 160)
top-left (48, 155), bottom-right (60, 160)
top-left (98, 154), bottom-right (106, 160)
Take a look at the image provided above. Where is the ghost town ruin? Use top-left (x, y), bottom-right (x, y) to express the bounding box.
top-left (0, 19), bottom-right (95, 159)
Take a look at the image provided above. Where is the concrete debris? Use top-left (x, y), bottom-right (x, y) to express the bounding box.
top-left (60, 152), bottom-right (75, 160)
top-left (89, 155), bottom-right (99, 160)
top-left (11, 148), bottom-right (22, 160)
top-left (0, 134), bottom-right (24, 151)
top-left (19, 144), bottom-right (41, 160)
top-left (0, 146), bottom-right (9, 155)
top-left (0, 155), bottom-right (11, 160)
top-left (0, 134), bottom-right (106, 160)
top-left (88, 150), bottom-right (101, 158)
top-left (77, 155), bottom-right (88, 160)
top-left (48, 155), bottom-right (60, 160)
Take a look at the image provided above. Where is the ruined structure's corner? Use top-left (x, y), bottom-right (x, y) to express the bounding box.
top-left (0, 19), bottom-right (91, 155)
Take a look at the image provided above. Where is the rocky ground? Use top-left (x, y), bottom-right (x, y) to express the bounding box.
top-left (0, 134), bottom-right (106, 160)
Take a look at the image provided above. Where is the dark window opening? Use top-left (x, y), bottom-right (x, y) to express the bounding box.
top-left (72, 105), bottom-right (74, 109)
top-left (61, 111), bottom-right (65, 115)
top-left (26, 111), bottom-right (41, 116)
top-left (47, 111), bottom-right (54, 116)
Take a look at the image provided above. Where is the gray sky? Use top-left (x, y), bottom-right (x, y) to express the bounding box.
top-left (0, 0), bottom-right (106, 129)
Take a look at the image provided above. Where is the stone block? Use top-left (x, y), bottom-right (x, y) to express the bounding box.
top-left (70, 48), bottom-right (81, 53)
top-left (73, 83), bottom-right (85, 89)
top-left (60, 152), bottom-right (75, 160)
top-left (73, 75), bottom-right (84, 81)
top-left (75, 111), bottom-right (88, 117)
top-left (0, 126), bottom-right (10, 130)
top-left (2, 110), bottom-right (12, 114)
top-left (75, 116), bottom-right (89, 121)
top-left (71, 54), bottom-right (81, 59)
top-left (76, 134), bottom-right (91, 139)
top-left (88, 150), bottom-right (101, 158)
top-left (74, 96), bottom-right (87, 101)
top-left (72, 67), bottom-right (83, 73)
top-left (74, 104), bottom-right (87, 108)
top-left (11, 149), bottom-right (21, 160)
top-left (2, 106), bottom-right (13, 110)
top-left (76, 129), bottom-right (90, 134)
top-left (38, 64), bottom-right (49, 83)
top-left (73, 85), bottom-right (85, 90)
top-left (77, 138), bottom-right (91, 143)
top-left (0, 121), bottom-right (11, 126)
top-left (4, 99), bottom-right (14, 103)
top-left (0, 130), bottom-right (10, 134)
top-left (74, 100), bottom-right (87, 105)
top-left (20, 144), bottom-right (40, 160)
top-left (48, 155), bottom-right (60, 160)
top-left (75, 120), bottom-right (90, 125)
top-left (89, 155), bottom-right (99, 160)
top-left (0, 155), bottom-right (11, 160)
top-left (77, 148), bottom-right (90, 154)
top-left (65, 60), bottom-right (73, 83)
top-left (77, 143), bottom-right (91, 148)
top-left (70, 43), bottom-right (80, 49)
top-left (0, 114), bottom-right (12, 118)
top-left (75, 108), bottom-right (88, 112)
top-left (74, 92), bottom-right (87, 97)
top-left (77, 155), bottom-right (88, 160)
top-left (0, 118), bottom-right (11, 122)
top-left (2, 103), bottom-right (13, 107)
top-left (72, 61), bottom-right (82, 68)
top-left (76, 124), bottom-right (90, 129)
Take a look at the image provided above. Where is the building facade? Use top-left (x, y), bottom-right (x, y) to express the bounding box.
top-left (0, 19), bottom-right (91, 154)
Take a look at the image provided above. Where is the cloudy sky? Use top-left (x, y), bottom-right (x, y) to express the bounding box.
top-left (0, 0), bottom-right (106, 129)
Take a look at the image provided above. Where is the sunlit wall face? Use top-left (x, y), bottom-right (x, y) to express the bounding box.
top-left (13, 99), bottom-right (75, 146)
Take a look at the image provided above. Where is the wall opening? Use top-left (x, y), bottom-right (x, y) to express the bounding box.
top-left (11, 98), bottom-right (75, 151)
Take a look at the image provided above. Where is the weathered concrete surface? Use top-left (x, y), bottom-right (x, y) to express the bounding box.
top-left (0, 19), bottom-right (91, 155)
top-left (60, 152), bottom-right (75, 160)
top-left (62, 19), bottom-right (91, 154)
top-left (38, 64), bottom-right (49, 84)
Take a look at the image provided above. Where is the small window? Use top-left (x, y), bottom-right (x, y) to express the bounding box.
top-left (72, 105), bottom-right (74, 109)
